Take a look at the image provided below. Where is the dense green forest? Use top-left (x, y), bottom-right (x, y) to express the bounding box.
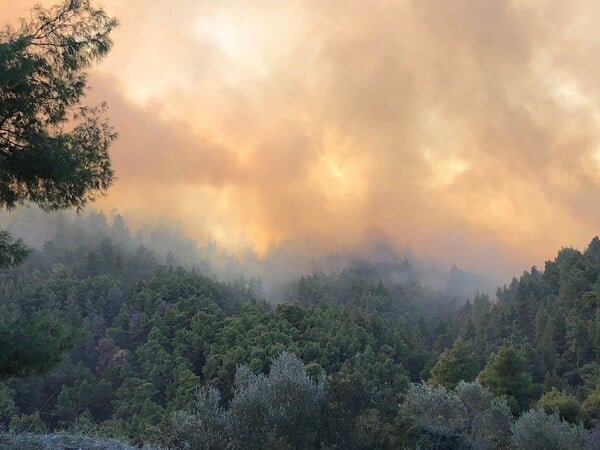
top-left (0, 213), bottom-right (599, 449)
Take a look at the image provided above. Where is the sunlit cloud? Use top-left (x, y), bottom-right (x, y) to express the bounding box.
top-left (3, 0), bottom-right (600, 278)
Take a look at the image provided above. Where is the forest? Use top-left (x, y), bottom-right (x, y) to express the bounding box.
top-left (1, 0), bottom-right (600, 449)
top-left (0, 212), bottom-right (599, 449)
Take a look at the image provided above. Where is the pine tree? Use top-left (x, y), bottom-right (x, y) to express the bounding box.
top-left (478, 343), bottom-right (540, 414)
top-left (0, 0), bottom-right (117, 266)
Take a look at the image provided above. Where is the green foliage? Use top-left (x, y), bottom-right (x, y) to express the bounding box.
top-left (170, 386), bottom-right (231, 450)
top-left (2, 1), bottom-right (600, 447)
top-left (398, 381), bottom-right (512, 449)
top-left (0, 231), bottom-right (29, 268)
top-left (8, 412), bottom-right (46, 434)
top-left (429, 338), bottom-right (479, 389)
top-left (536, 387), bottom-right (581, 424)
top-left (478, 343), bottom-right (541, 414)
top-left (0, 0), bottom-right (117, 211)
top-left (170, 352), bottom-right (325, 450)
top-left (230, 352), bottom-right (325, 449)
top-left (2, 212), bottom-right (600, 446)
top-left (324, 348), bottom-right (408, 449)
top-left (0, 215), bottom-right (426, 445)
top-left (510, 409), bottom-right (586, 450)
top-left (581, 387), bottom-right (600, 427)
top-left (0, 313), bottom-right (76, 379)
top-left (0, 0), bottom-right (118, 380)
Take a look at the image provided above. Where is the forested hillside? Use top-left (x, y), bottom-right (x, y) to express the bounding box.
top-left (0, 214), bottom-right (599, 449)
top-left (2, 0), bottom-right (600, 449)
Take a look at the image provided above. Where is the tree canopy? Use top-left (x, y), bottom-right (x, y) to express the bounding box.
top-left (0, 0), bottom-right (117, 267)
top-left (1, 2), bottom-right (600, 449)
top-left (0, 213), bottom-right (600, 447)
top-left (0, 0), bottom-right (117, 379)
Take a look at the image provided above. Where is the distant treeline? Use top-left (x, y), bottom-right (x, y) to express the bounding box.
top-left (0, 215), bottom-right (599, 448)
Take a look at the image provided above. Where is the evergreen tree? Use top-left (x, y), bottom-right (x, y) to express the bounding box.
top-left (478, 343), bottom-right (541, 414)
top-left (536, 388), bottom-right (581, 424)
top-left (429, 339), bottom-right (478, 389)
top-left (0, 0), bottom-right (117, 378)
top-left (0, 0), bottom-right (117, 215)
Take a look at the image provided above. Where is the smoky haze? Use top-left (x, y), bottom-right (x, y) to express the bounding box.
top-left (2, 0), bottom-right (600, 281)
top-left (1, 208), bottom-right (496, 303)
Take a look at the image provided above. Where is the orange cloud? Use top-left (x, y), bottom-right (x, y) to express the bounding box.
top-left (3, 0), bottom-right (600, 278)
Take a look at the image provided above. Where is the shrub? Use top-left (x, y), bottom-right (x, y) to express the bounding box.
top-left (511, 409), bottom-right (586, 450)
top-left (536, 388), bottom-right (580, 423)
top-left (399, 381), bottom-right (512, 449)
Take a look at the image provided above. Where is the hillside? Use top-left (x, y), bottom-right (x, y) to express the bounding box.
top-left (0, 216), bottom-right (599, 448)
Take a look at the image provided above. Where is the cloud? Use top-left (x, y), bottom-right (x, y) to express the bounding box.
top-left (3, 0), bottom-right (600, 278)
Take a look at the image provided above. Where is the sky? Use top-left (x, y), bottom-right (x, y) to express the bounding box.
top-left (3, 0), bottom-right (600, 278)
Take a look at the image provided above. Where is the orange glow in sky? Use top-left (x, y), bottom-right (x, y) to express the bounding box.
top-left (3, 0), bottom-right (600, 276)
